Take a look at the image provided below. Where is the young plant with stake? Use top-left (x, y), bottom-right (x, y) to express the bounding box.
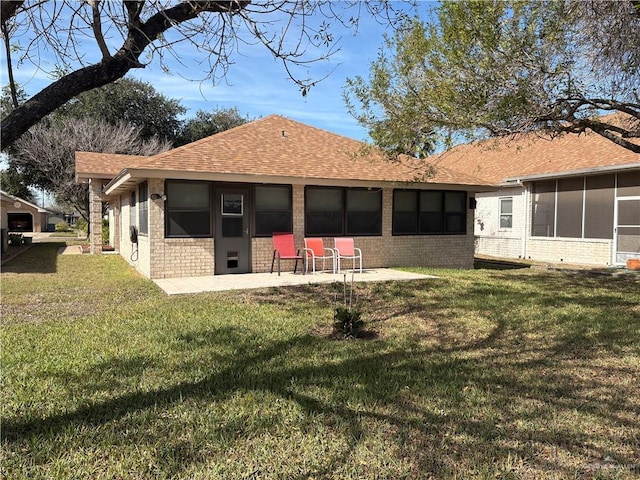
top-left (333, 272), bottom-right (364, 338)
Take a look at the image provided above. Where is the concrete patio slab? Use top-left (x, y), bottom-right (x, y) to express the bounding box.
top-left (153, 269), bottom-right (435, 295)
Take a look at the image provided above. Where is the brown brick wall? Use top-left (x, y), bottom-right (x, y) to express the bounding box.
top-left (114, 182), bottom-right (475, 278)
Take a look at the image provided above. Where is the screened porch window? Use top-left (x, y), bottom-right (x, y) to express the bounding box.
top-left (392, 190), bottom-right (467, 235)
top-left (165, 181), bottom-right (212, 237)
top-left (531, 173), bottom-right (624, 239)
top-left (304, 187), bottom-right (382, 236)
top-left (254, 185), bottom-right (292, 236)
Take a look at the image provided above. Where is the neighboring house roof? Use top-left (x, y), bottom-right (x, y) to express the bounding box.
top-left (0, 190), bottom-right (50, 213)
top-left (430, 125), bottom-right (639, 185)
top-left (75, 115), bottom-right (493, 195)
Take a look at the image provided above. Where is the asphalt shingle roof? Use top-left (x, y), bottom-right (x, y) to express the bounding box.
top-left (429, 127), bottom-right (639, 184)
top-left (75, 152), bottom-right (149, 178)
top-left (77, 115), bottom-right (491, 188)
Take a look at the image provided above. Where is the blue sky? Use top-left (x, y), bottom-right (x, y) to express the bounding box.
top-left (2, 2), bottom-right (433, 142)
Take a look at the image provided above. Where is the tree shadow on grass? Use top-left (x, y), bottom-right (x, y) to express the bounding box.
top-left (4, 323), bottom-right (639, 478)
top-left (1, 242), bottom-right (64, 274)
top-left (2, 270), bottom-right (639, 478)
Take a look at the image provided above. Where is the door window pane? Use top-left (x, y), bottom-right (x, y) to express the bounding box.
top-left (222, 194), bottom-right (243, 216)
top-left (222, 217), bottom-right (244, 237)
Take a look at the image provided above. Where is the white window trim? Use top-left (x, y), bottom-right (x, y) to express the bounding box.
top-left (499, 196), bottom-right (513, 230)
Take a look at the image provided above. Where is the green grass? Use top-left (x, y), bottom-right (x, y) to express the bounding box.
top-left (2, 243), bottom-right (639, 479)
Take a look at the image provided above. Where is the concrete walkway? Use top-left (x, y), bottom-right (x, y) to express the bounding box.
top-left (153, 269), bottom-right (435, 295)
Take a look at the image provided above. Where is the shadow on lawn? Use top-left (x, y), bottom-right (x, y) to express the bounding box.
top-left (1, 242), bottom-right (64, 274)
top-left (3, 270), bottom-right (639, 478)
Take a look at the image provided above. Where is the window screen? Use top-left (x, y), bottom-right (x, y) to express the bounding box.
top-left (556, 177), bottom-right (584, 238)
top-left (393, 189), bottom-right (467, 235)
top-left (255, 185), bottom-right (292, 236)
top-left (165, 181), bottom-right (211, 237)
top-left (443, 191), bottom-right (466, 234)
top-left (305, 187), bottom-right (344, 236)
top-left (420, 191), bottom-right (444, 234)
top-left (393, 190), bottom-right (418, 234)
top-left (346, 189), bottom-right (381, 235)
top-left (584, 174), bottom-right (614, 239)
top-left (617, 170), bottom-right (640, 197)
top-left (531, 180), bottom-right (556, 237)
top-left (305, 187), bottom-right (382, 236)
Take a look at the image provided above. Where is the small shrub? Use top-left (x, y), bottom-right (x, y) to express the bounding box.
top-left (8, 233), bottom-right (23, 245)
top-left (55, 221), bottom-right (69, 232)
top-left (333, 306), bottom-right (364, 338)
top-left (101, 219), bottom-right (109, 245)
top-left (75, 218), bottom-right (88, 234)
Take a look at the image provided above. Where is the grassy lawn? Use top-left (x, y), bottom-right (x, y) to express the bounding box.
top-left (1, 243), bottom-right (639, 479)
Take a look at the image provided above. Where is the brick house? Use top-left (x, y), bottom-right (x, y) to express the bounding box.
top-left (76, 115), bottom-right (493, 279)
top-left (432, 127), bottom-right (640, 266)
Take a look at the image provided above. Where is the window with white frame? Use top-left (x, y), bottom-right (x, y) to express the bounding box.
top-left (130, 190), bottom-right (137, 229)
top-left (138, 182), bottom-right (148, 235)
top-left (499, 197), bottom-right (513, 229)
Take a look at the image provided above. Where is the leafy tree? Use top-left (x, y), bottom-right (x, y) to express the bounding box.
top-left (59, 78), bottom-right (185, 143)
top-left (345, 0), bottom-right (640, 157)
top-left (0, 84), bottom-right (26, 119)
top-left (0, 164), bottom-right (35, 202)
top-left (10, 117), bottom-right (171, 221)
top-left (1, 0), bottom-right (411, 149)
top-left (176, 107), bottom-right (251, 146)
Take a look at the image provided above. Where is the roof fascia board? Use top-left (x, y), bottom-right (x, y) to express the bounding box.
top-left (505, 162), bottom-right (640, 183)
top-left (105, 168), bottom-right (496, 192)
top-left (104, 171), bottom-right (133, 195)
top-left (76, 172), bottom-right (118, 183)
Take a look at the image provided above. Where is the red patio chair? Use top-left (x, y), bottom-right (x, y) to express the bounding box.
top-left (271, 233), bottom-right (304, 276)
top-left (334, 237), bottom-right (362, 273)
top-left (303, 238), bottom-right (336, 274)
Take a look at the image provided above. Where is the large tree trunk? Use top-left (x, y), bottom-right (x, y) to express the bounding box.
top-left (2, 58), bottom-right (135, 148)
top-left (1, 1), bottom-right (247, 149)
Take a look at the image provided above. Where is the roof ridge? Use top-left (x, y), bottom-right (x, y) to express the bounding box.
top-left (132, 115), bottom-right (283, 168)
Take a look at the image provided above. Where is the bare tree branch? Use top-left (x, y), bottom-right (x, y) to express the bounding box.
top-left (89, 0), bottom-right (111, 59)
top-left (1, 0), bottom-right (249, 148)
top-left (11, 117), bottom-right (170, 221)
